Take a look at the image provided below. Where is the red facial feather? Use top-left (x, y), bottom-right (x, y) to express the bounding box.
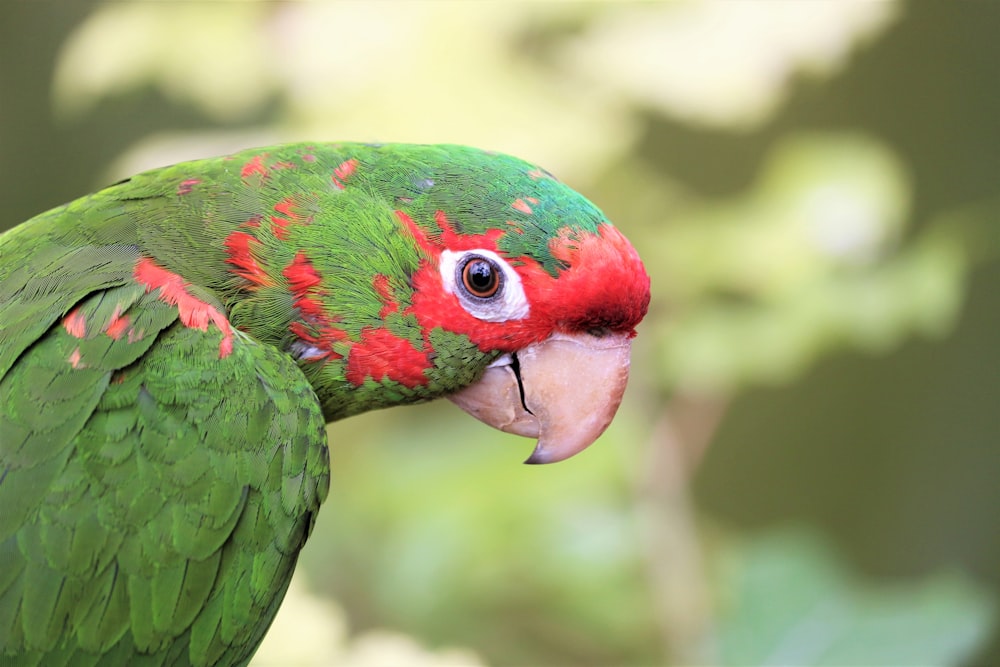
top-left (407, 224), bottom-right (649, 354)
top-left (395, 211), bottom-right (438, 256)
top-left (540, 225), bottom-right (650, 335)
top-left (434, 210), bottom-right (505, 251)
top-left (395, 210), bottom-right (505, 256)
top-left (406, 263), bottom-right (548, 353)
top-left (373, 274), bottom-right (399, 319)
top-left (345, 328), bottom-right (430, 388)
top-left (288, 321), bottom-right (347, 361)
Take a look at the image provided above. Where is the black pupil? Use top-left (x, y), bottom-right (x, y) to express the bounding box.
top-left (467, 260), bottom-right (496, 295)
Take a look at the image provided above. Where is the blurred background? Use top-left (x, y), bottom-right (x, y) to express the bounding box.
top-left (3, 1), bottom-right (999, 665)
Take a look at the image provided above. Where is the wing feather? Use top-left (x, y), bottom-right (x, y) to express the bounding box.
top-left (1, 281), bottom-right (329, 666)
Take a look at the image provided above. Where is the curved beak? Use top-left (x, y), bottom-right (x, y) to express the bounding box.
top-left (447, 331), bottom-right (632, 464)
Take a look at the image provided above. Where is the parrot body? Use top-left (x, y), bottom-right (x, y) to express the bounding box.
top-left (0, 143), bottom-right (649, 665)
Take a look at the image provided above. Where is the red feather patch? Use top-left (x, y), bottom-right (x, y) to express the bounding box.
top-left (395, 209), bottom-right (505, 255)
top-left (331, 158), bottom-right (358, 190)
top-left (224, 231), bottom-right (272, 288)
top-left (270, 196), bottom-right (310, 240)
top-left (406, 224), bottom-right (649, 354)
top-left (241, 154), bottom-right (268, 180)
top-left (345, 328), bottom-right (430, 388)
top-left (373, 274), bottom-right (399, 319)
top-left (133, 257), bottom-right (235, 358)
top-left (62, 307), bottom-right (87, 338)
top-left (176, 178), bottom-right (200, 196)
top-left (540, 225), bottom-right (650, 335)
top-left (104, 305), bottom-right (131, 340)
top-left (288, 321), bottom-right (348, 361)
top-left (282, 251), bottom-right (326, 318)
top-left (434, 210), bottom-right (505, 251)
top-left (511, 198), bottom-right (537, 215)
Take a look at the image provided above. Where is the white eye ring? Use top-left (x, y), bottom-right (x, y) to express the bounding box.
top-left (439, 249), bottom-right (530, 322)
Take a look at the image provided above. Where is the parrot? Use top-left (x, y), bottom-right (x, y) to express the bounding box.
top-left (0, 142), bottom-right (650, 666)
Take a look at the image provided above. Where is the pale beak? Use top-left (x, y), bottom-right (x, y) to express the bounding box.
top-left (447, 331), bottom-right (632, 464)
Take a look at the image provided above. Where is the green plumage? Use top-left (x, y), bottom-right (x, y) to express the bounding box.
top-left (1, 271), bottom-right (328, 665)
top-left (0, 142), bottom-right (626, 665)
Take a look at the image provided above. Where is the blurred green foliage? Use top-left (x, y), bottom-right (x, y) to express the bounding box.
top-left (3, 1), bottom-right (999, 665)
top-left (711, 530), bottom-right (993, 666)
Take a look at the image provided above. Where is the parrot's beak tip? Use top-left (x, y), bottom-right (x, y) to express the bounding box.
top-left (522, 441), bottom-right (577, 465)
top-left (523, 449), bottom-right (549, 465)
top-left (448, 330), bottom-right (632, 465)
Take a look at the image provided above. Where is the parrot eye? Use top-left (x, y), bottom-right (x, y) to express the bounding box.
top-left (461, 257), bottom-right (501, 299)
top-left (439, 249), bottom-right (530, 322)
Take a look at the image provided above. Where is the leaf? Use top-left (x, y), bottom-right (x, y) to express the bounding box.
top-left (711, 529), bottom-right (996, 666)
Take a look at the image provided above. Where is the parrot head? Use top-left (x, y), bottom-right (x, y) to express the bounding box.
top-left (223, 144), bottom-right (650, 463)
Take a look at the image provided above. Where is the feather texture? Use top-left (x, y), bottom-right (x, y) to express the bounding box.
top-left (0, 142), bottom-right (649, 665)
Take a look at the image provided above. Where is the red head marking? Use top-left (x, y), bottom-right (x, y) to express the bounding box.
top-left (289, 321), bottom-right (348, 361)
top-left (345, 328), bottom-right (430, 388)
top-left (433, 210), bottom-right (504, 251)
top-left (373, 274), bottom-right (399, 319)
top-left (407, 223), bottom-right (649, 354)
top-left (395, 210), bottom-right (438, 256)
top-left (283, 252), bottom-right (360, 360)
top-left (537, 225), bottom-right (650, 335)
top-left (394, 209), bottom-right (506, 257)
